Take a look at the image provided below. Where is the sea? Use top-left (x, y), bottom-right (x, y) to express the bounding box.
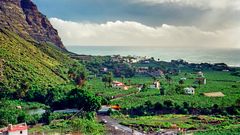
top-left (67, 46), bottom-right (240, 67)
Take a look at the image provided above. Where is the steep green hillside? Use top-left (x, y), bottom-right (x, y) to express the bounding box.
top-left (0, 28), bottom-right (84, 97)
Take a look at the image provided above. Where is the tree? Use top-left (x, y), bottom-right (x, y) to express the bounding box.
top-left (107, 72), bottom-right (113, 87)
top-left (127, 79), bottom-right (131, 86)
top-left (212, 104), bottom-right (220, 114)
top-left (16, 80), bottom-right (30, 99)
top-left (165, 75), bottom-right (172, 85)
top-left (160, 87), bottom-right (165, 95)
top-left (175, 85), bottom-right (184, 94)
top-left (102, 72), bottom-right (113, 88)
top-left (144, 100), bottom-right (153, 110)
top-left (183, 102), bottom-right (189, 109)
top-left (121, 75), bottom-right (125, 83)
top-left (76, 72), bottom-right (87, 86)
top-left (102, 75), bottom-right (108, 88)
top-left (67, 88), bottom-right (101, 112)
top-left (152, 77), bottom-right (157, 82)
top-left (164, 100), bottom-right (173, 108)
top-left (0, 82), bottom-right (10, 98)
top-left (198, 79), bottom-right (201, 88)
top-left (154, 102), bottom-right (163, 110)
top-left (236, 98), bottom-right (240, 107)
top-left (41, 110), bottom-right (52, 125)
top-left (179, 80), bottom-right (184, 85)
top-left (68, 65), bottom-right (87, 86)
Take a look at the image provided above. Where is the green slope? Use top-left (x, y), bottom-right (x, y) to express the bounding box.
top-left (0, 28), bottom-right (83, 97)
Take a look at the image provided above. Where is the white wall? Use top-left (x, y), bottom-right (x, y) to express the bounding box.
top-left (8, 129), bottom-right (27, 135)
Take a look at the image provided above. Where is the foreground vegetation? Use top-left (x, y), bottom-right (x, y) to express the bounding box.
top-left (29, 118), bottom-right (105, 135)
top-left (0, 28), bottom-right (103, 135)
top-left (112, 114), bottom-right (240, 134)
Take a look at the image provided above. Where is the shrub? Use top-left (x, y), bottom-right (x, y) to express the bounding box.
top-left (163, 100), bottom-right (173, 108)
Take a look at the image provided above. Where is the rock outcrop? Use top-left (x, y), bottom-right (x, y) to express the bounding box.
top-left (0, 0), bottom-right (65, 50)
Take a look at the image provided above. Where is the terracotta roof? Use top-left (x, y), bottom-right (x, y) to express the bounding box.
top-left (9, 124), bottom-right (28, 132)
top-left (0, 123), bottom-right (28, 133)
top-left (113, 81), bottom-right (124, 86)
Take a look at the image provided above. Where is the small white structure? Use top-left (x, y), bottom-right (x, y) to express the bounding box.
top-left (149, 81), bottom-right (160, 89)
top-left (180, 78), bottom-right (187, 81)
top-left (0, 123), bottom-right (28, 135)
top-left (101, 67), bottom-right (108, 72)
top-left (184, 87), bottom-right (195, 95)
top-left (197, 71), bottom-right (204, 77)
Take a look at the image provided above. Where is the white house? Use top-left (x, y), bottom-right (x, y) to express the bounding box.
top-left (184, 87), bottom-right (195, 95)
top-left (0, 123), bottom-right (28, 135)
top-left (101, 67), bottom-right (108, 72)
top-left (197, 71), bottom-right (204, 77)
top-left (149, 81), bottom-right (160, 89)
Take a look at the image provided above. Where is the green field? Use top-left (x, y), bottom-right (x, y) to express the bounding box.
top-left (87, 78), bottom-right (139, 99)
top-left (110, 71), bottom-right (240, 109)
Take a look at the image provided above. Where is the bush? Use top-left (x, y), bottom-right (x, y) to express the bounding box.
top-left (154, 102), bottom-right (163, 110)
top-left (163, 100), bottom-right (173, 108)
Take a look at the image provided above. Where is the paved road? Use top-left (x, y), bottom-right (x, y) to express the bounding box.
top-left (98, 115), bottom-right (145, 135)
top-left (98, 105), bottom-right (145, 135)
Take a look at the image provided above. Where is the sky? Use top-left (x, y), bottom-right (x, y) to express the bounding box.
top-left (33, 0), bottom-right (240, 48)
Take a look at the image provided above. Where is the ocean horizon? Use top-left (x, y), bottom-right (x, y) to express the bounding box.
top-left (67, 46), bottom-right (240, 67)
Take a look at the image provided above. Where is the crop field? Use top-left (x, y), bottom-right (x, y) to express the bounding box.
top-left (111, 71), bottom-right (240, 108)
top-left (87, 78), bottom-right (139, 99)
top-left (112, 114), bottom-right (240, 134)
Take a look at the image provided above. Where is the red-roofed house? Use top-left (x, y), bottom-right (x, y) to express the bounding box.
top-left (0, 123), bottom-right (28, 135)
top-left (112, 81), bottom-right (129, 90)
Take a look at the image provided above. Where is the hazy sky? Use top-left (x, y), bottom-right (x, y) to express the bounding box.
top-left (33, 0), bottom-right (240, 48)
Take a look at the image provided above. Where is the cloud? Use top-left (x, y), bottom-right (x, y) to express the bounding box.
top-left (133, 0), bottom-right (240, 10)
top-left (50, 18), bottom-right (240, 48)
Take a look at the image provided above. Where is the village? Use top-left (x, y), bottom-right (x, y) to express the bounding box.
top-left (82, 55), bottom-right (230, 99)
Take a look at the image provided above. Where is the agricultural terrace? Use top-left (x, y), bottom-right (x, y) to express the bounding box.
top-left (112, 114), bottom-right (240, 134)
top-left (109, 71), bottom-right (240, 109)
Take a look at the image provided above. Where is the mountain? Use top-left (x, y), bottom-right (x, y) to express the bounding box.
top-left (0, 0), bottom-right (65, 50)
top-left (0, 0), bottom-right (84, 97)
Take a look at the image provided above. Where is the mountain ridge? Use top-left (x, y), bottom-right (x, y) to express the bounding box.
top-left (0, 0), bottom-right (65, 50)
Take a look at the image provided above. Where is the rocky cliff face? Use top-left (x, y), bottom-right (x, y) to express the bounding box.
top-left (0, 0), bottom-right (65, 50)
